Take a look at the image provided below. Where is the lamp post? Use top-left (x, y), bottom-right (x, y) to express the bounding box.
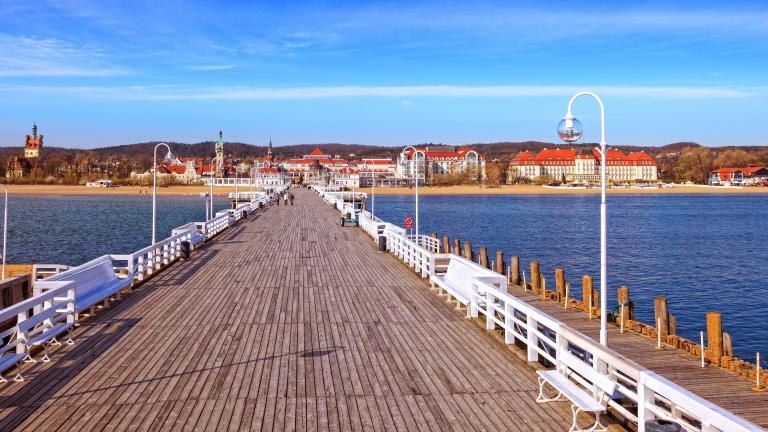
top-left (413, 150), bottom-right (421, 241)
top-left (209, 158), bottom-right (216, 220)
top-left (363, 162), bottom-right (375, 219)
top-left (152, 142), bottom-right (173, 245)
top-left (557, 91), bottom-right (608, 346)
top-left (2, 185), bottom-right (7, 280)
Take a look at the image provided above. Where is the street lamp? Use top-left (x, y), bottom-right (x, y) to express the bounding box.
top-left (558, 91), bottom-right (608, 346)
top-left (363, 161), bottom-right (375, 220)
top-left (152, 142), bottom-right (174, 245)
top-left (2, 185), bottom-right (7, 280)
top-left (209, 157), bottom-right (216, 220)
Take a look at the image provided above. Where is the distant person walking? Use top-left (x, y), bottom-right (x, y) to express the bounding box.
top-left (289, 192), bottom-right (294, 206)
top-left (284, 193), bottom-right (289, 205)
top-left (276, 192), bottom-right (280, 205)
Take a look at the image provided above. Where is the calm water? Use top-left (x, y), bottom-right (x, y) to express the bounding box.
top-left (371, 193), bottom-right (768, 363)
top-left (5, 194), bottom-right (230, 266)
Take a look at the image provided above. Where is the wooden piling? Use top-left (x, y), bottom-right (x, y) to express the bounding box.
top-left (478, 246), bottom-right (489, 268)
top-left (723, 332), bottom-right (733, 357)
top-left (530, 261), bottom-right (541, 293)
top-left (462, 241), bottom-right (474, 261)
top-left (617, 285), bottom-right (634, 320)
top-left (495, 250), bottom-right (505, 275)
top-left (654, 296), bottom-right (669, 338)
top-left (706, 311), bottom-right (724, 363)
top-left (669, 313), bottom-right (677, 336)
top-left (555, 268), bottom-right (565, 301)
top-left (452, 239), bottom-right (461, 255)
top-left (442, 235), bottom-right (450, 254)
top-left (582, 275), bottom-right (593, 309)
top-left (510, 256), bottom-right (520, 286)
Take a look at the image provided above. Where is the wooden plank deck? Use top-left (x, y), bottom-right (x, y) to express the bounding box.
top-left (0, 188), bottom-right (591, 431)
top-left (505, 288), bottom-right (768, 427)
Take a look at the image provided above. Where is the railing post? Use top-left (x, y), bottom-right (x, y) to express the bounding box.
top-left (469, 281), bottom-right (479, 319)
top-left (485, 290), bottom-right (495, 330)
top-left (526, 315), bottom-right (539, 363)
top-left (637, 373), bottom-right (653, 432)
top-left (504, 302), bottom-right (514, 345)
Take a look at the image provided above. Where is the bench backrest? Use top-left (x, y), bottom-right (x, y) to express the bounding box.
top-left (561, 350), bottom-right (617, 403)
top-left (444, 256), bottom-right (508, 291)
top-left (45, 255), bottom-right (117, 296)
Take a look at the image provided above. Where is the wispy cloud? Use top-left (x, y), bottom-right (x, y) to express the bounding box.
top-left (0, 34), bottom-right (128, 77)
top-left (0, 84), bottom-right (751, 100)
top-left (183, 64), bottom-right (236, 71)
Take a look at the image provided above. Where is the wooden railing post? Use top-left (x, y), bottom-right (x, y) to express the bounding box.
top-left (495, 250), bottom-right (505, 275)
top-left (478, 246), bottom-right (489, 268)
top-left (707, 311), bottom-right (723, 364)
top-left (530, 261), bottom-right (541, 293)
top-left (555, 268), bottom-right (565, 301)
top-left (510, 255), bottom-right (520, 286)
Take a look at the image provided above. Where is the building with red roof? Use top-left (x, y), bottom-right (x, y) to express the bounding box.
top-left (509, 147), bottom-right (658, 183)
top-left (709, 165), bottom-right (768, 185)
top-left (6, 123), bottom-right (44, 178)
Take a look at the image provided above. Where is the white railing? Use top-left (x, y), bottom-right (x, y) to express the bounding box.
top-left (312, 183), bottom-right (765, 432)
top-left (467, 277), bottom-right (761, 432)
top-left (111, 228), bottom-right (191, 281)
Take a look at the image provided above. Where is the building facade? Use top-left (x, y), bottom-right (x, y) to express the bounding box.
top-left (397, 146), bottom-right (486, 184)
top-left (508, 147), bottom-right (658, 183)
top-left (6, 123), bottom-right (44, 178)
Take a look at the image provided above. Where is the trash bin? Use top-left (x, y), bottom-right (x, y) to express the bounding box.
top-left (378, 235), bottom-right (387, 252)
top-left (180, 241), bottom-right (191, 260)
top-left (645, 420), bottom-right (682, 432)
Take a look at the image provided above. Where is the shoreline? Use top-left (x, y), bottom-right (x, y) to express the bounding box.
top-left (357, 184), bottom-right (768, 195)
top-left (3, 184), bottom-right (768, 196)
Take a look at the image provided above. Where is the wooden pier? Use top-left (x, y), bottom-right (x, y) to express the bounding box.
top-left (0, 188), bottom-right (590, 431)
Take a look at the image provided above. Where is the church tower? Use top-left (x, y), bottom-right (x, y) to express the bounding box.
top-left (215, 130), bottom-right (224, 177)
top-left (25, 122), bottom-right (43, 163)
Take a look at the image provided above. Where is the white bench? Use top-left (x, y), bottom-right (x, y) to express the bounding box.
top-left (36, 255), bottom-right (132, 316)
top-left (536, 350), bottom-right (618, 432)
top-left (172, 223), bottom-right (205, 248)
top-left (0, 326), bottom-right (25, 382)
top-left (19, 296), bottom-right (74, 363)
top-left (430, 255), bottom-right (508, 306)
top-left (0, 280), bottom-right (76, 381)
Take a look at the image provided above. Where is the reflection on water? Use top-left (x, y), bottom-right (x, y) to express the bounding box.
top-left (372, 193), bottom-right (768, 362)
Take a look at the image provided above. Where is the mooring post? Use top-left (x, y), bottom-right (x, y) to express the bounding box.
top-left (654, 296), bottom-right (670, 339)
top-left (530, 261), bottom-right (541, 293)
top-left (452, 239), bottom-right (461, 255)
top-left (442, 235), bottom-right (450, 254)
top-left (582, 275), bottom-right (593, 312)
top-left (706, 311), bottom-right (723, 365)
top-left (495, 250), bottom-right (504, 275)
top-left (463, 241), bottom-right (474, 261)
top-left (723, 332), bottom-right (733, 357)
top-left (478, 246), bottom-right (489, 268)
top-left (617, 285), bottom-right (634, 321)
top-left (555, 268), bottom-right (565, 302)
top-left (510, 255), bottom-right (520, 286)
top-left (669, 313), bottom-right (677, 336)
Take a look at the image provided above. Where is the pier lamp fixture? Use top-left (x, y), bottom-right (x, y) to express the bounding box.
top-left (152, 142), bottom-right (174, 245)
top-left (1, 185), bottom-right (7, 280)
top-left (401, 146), bottom-right (422, 241)
top-left (558, 91), bottom-right (608, 346)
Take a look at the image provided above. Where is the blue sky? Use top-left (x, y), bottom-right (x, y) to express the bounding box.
top-left (0, 0), bottom-right (767, 149)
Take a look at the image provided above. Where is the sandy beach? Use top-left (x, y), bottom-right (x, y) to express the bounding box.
top-left (3, 183), bottom-right (768, 196)
top-left (4, 184), bottom-right (237, 196)
top-left (358, 184), bottom-right (768, 195)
